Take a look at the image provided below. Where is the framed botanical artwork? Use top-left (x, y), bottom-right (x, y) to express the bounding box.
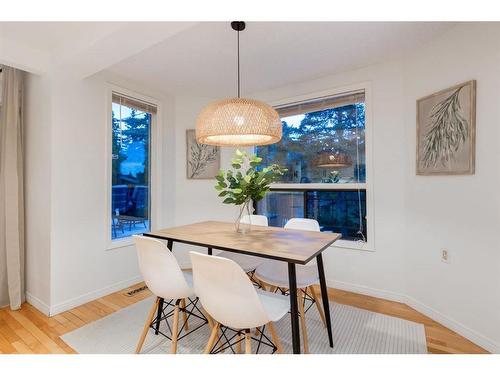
top-left (416, 80), bottom-right (476, 175)
top-left (186, 129), bottom-right (220, 179)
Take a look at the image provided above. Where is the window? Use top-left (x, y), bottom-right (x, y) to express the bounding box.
top-left (255, 89), bottom-right (369, 244)
top-left (110, 92), bottom-right (156, 240)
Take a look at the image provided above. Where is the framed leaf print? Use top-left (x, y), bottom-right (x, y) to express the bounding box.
top-left (416, 80), bottom-right (476, 175)
top-left (186, 129), bottom-right (220, 179)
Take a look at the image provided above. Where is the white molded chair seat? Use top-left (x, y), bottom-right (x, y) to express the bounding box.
top-left (134, 235), bottom-right (193, 301)
top-left (133, 235), bottom-right (196, 354)
top-left (254, 260), bottom-right (319, 289)
top-left (255, 289), bottom-right (290, 322)
top-left (217, 215), bottom-right (268, 273)
top-left (190, 251), bottom-right (289, 354)
top-left (190, 252), bottom-right (289, 329)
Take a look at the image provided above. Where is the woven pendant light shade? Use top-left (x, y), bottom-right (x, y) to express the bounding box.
top-left (196, 97), bottom-right (282, 146)
top-left (315, 150), bottom-right (353, 168)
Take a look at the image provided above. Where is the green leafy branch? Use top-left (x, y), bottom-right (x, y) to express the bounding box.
top-left (215, 149), bottom-right (287, 205)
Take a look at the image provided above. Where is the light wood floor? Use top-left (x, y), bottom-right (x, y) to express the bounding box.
top-left (0, 283), bottom-right (488, 354)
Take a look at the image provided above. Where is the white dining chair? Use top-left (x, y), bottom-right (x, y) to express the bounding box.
top-left (133, 235), bottom-right (196, 354)
top-left (217, 214), bottom-right (268, 274)
top-left (190, 251), bottom-right (289, 354)
top-left (254, 218), bottom-right (327, 353)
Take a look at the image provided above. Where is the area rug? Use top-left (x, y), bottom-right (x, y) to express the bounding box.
top-left (61, 296), bottom-right (427, 354)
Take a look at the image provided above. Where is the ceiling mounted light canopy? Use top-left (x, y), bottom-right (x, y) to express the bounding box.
top-left (315, 150), bottom-right (353, 168)
top-left (196, 21), bottom-right (282, 147)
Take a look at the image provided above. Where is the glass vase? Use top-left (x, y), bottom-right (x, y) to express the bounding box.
top-left (235, 199), bottom-right (252, 234)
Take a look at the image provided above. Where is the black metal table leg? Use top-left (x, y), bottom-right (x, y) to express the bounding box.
top-left (155, 297), bottom-right (164, 334)
top-left (317, 253), bottom-right (333, 347)
top-left (207, 247), bottom-right (212, 255)
top-left (167, 239), bottom-right (173, 251)
top-left (288, 263), bottom-right (301, 354)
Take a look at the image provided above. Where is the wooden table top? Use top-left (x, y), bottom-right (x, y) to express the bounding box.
top-left (143, 220), bottom-right (341, 265)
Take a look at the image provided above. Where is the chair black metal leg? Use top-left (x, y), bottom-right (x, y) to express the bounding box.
top-left (316, 253), bottom-right (333, 347)
top-left (288, 263), bottom-right (301, 354)
top-left (207, 247), bottom-right (212, 255)
top-left (155, 297), bottom-right (164, 335)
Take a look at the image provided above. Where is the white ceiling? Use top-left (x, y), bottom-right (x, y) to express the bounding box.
top-left (0, 22), bottom-right (456, 95)
top-left (0, 21), bottom-right (195, 76)
top-left (0, 22), bottom-right (126, 54)
top-left (107, 22), bottom-right (456, 97)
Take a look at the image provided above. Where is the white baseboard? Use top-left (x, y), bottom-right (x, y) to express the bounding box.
top-left (25, 291), bottom-right (51, 316)
top-left (48, 275), bottom-right (143, 316)
top-left (327, 278), bottom-right (500, 354)
top-left (405, 296), bottom-right (500, 354)
top-left (328, 279), bottom-right (408, 304)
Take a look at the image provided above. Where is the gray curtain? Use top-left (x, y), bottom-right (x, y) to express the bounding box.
top-left (0, 65), bottom-right (25, 310)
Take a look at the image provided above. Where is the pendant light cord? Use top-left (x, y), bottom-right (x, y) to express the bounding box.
top-left (237, 28), bottom-right (240, 98)
top-left (231, 21), bottom-right (245, 97)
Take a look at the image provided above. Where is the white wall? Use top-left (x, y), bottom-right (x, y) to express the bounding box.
top-left (23, 70), bottom-right (176, 314)
top-left (24, 73), bottom-right (53, 313)
top-left (402, 23), bottom-right (500, 352)
top-left (249, 23), bottom-right (500, 352)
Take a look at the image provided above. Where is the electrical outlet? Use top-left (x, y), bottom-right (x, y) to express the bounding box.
top-left (441, 249), bottom-right (450, 263)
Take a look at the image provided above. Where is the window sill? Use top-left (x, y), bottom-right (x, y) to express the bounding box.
top-left (106, 238), bottom-right (134, 251)
top-left (331, 239), bottom-right (374, 252)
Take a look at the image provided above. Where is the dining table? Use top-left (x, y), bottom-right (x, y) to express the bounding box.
top-left (143, 220), bottom-right (341, 354)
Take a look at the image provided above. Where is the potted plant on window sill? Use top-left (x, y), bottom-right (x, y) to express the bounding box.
top-left (215, 149), bottom-right (287, 233)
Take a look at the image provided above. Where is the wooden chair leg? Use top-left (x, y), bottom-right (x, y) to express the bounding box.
top-left (236, 333), bottom-right (243, 354)
top-left (170, 303), bottom-right (180, 354)
top-left (201, 307), bottom-right (213, 328)
top-left (309, 285), bottom-right (327, 328)
top-left (253, 326), bottom-right (263, 336)
top-left (135, 297), bottom-right (159, 354)
top-left (181, 299), bottom-right (189, 331)
top-left (298, 289), bottom-right (309, 353)
top-left (245, 330), bottom-right (252, 354)
top-left (204, 323), bottom-right (220, 354)
top-left (266, 322), bottom-right (283, 354)
top-left (202, 309), bottom-right (226, 353)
